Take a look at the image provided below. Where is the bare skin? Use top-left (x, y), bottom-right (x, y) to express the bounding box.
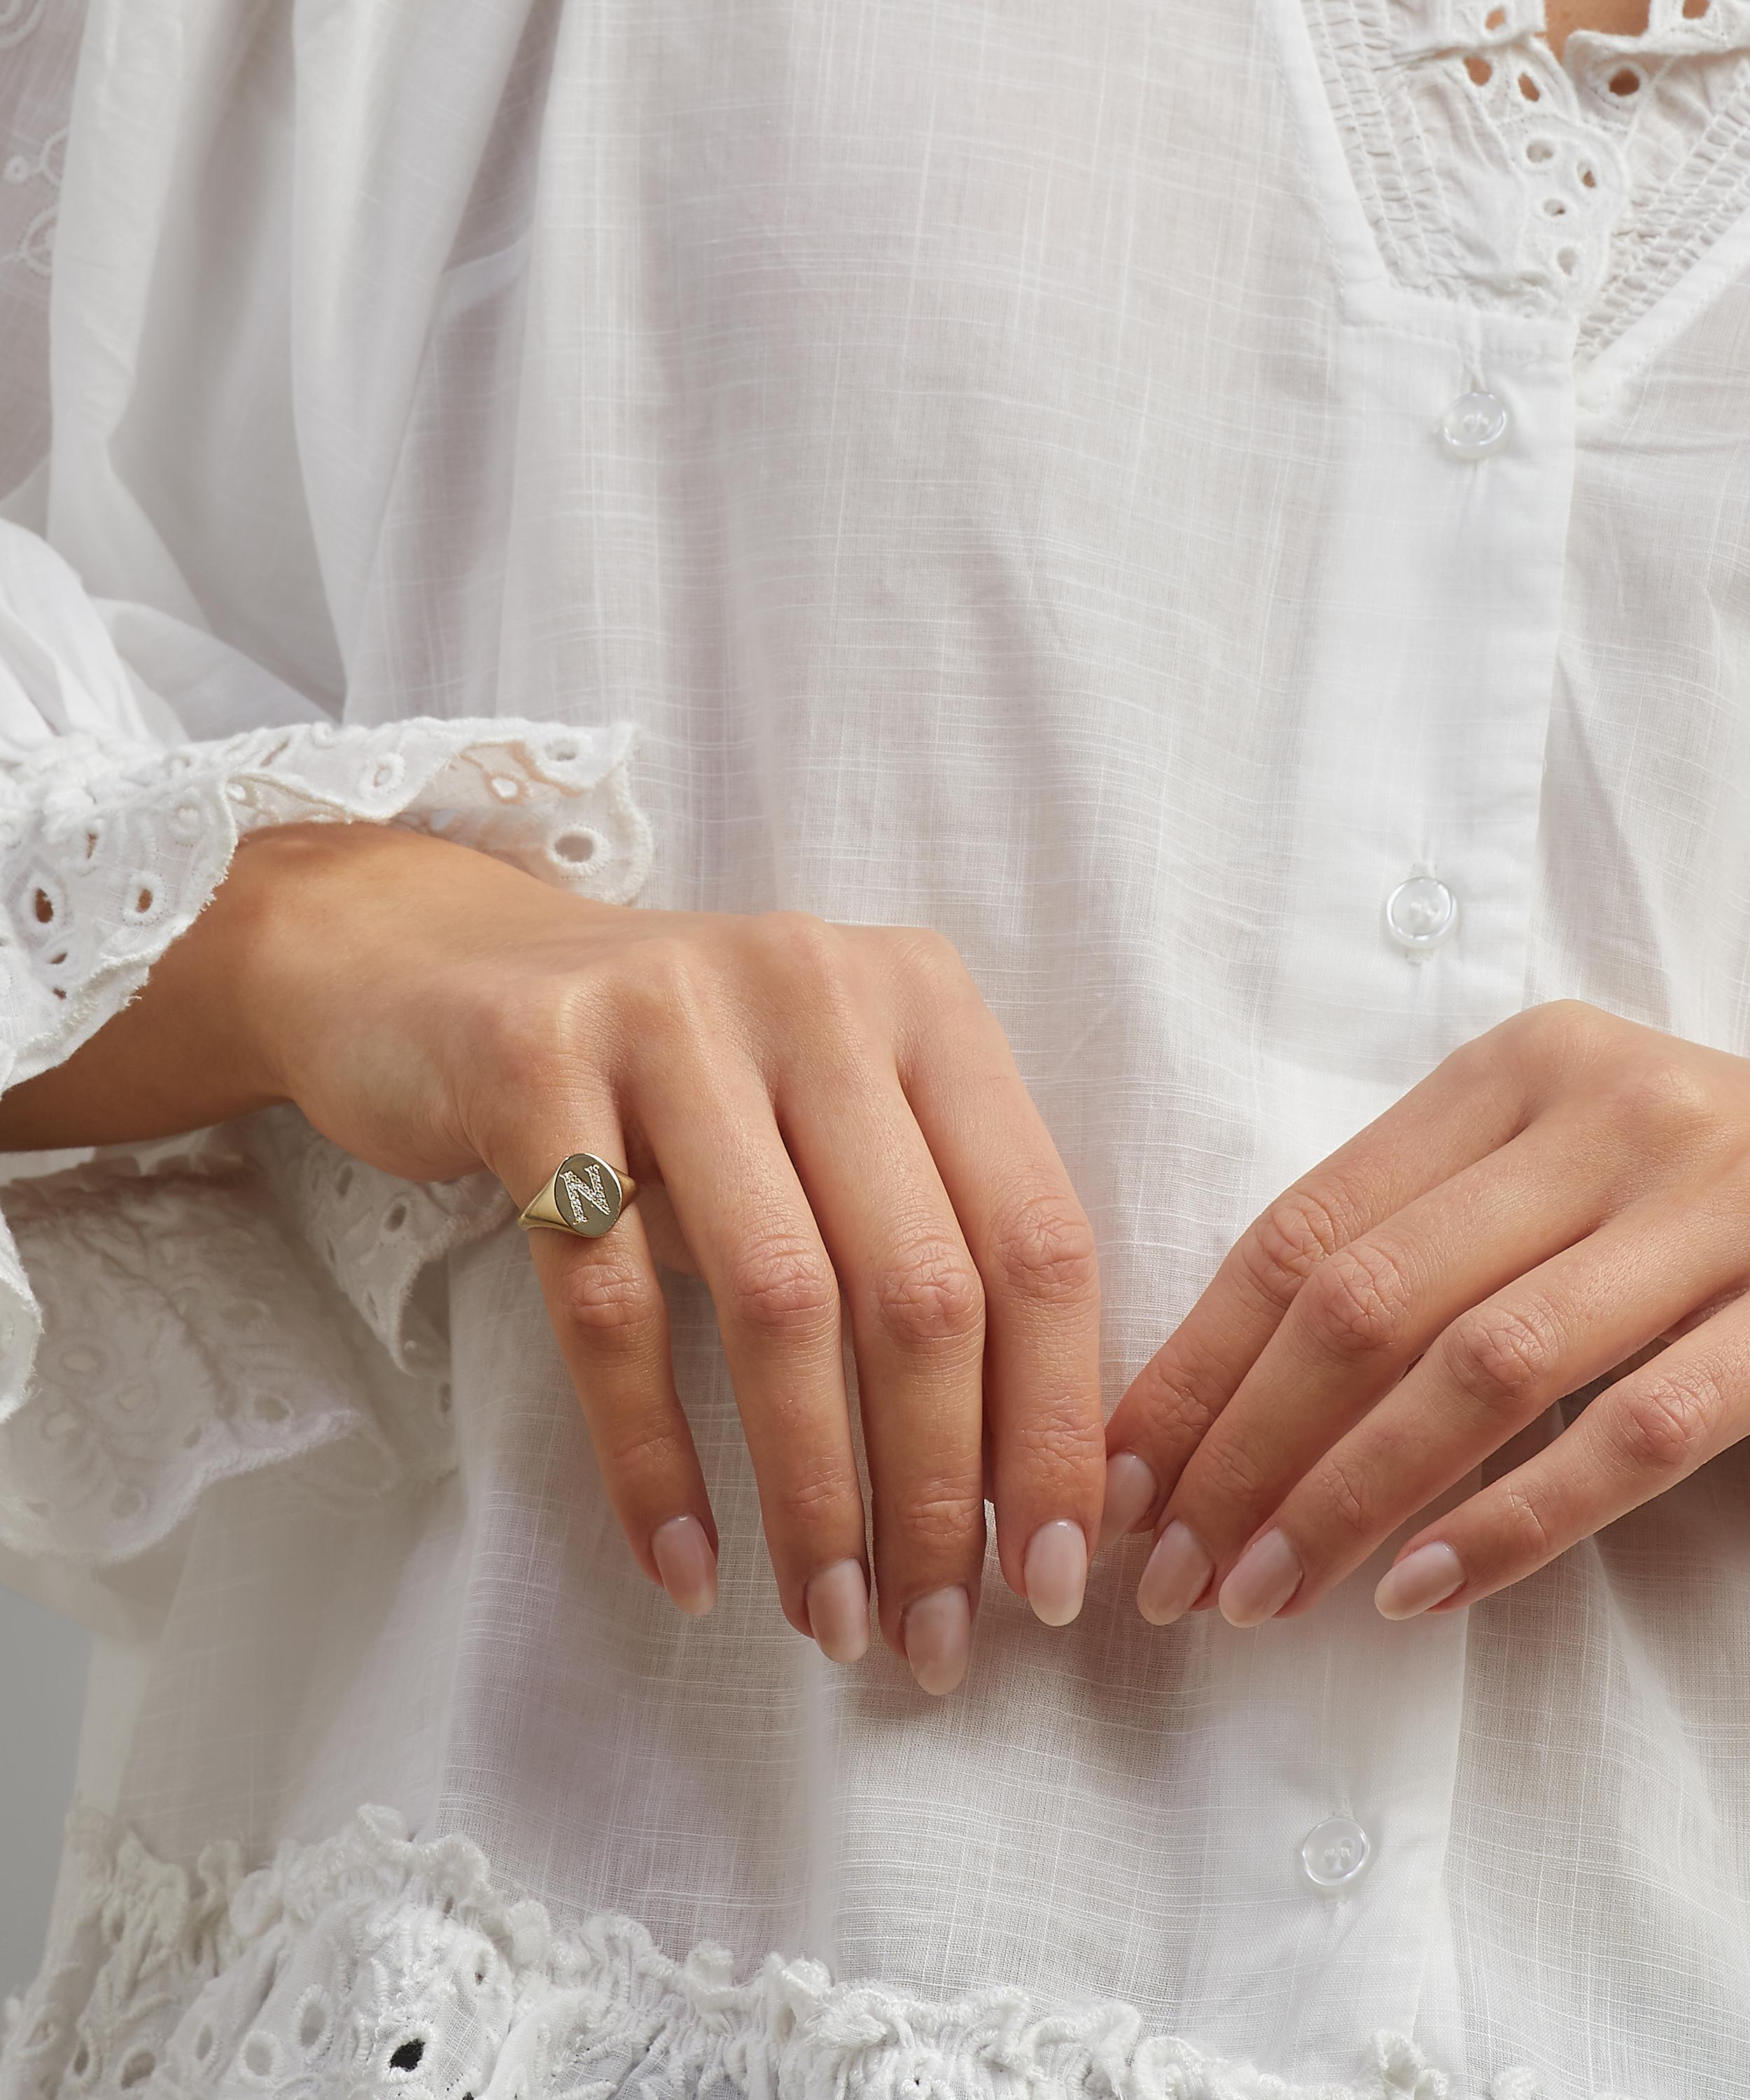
top-left (1545, 0), bottom-right (1653, 59)
top-left (1, 822), bottom-right (1103, 1694)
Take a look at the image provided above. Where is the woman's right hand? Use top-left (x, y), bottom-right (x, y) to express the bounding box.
top-left (4, 821), bottom-right (1104, 1691)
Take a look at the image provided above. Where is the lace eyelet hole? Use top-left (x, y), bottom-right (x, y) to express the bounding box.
top-left (1484, 4), bottom-right (1506, 24)
top-left (1557, 245), bottom-right (1579, 274)
top-left (335, 1165), bottom-right (354, 1197)
top-left (384, 1201), bottom-right (409, 1233)
top-left (1518, 71), bottom-right (1541, 100)
top-left (1609, 67), bottom-right (1642, 94)
top-left (1684, 0), bottom-right (1710, 17)
top-left (552, 830), bottom-right (598, 865)
top-left (1525, 138), bottom-right (1555, 163)
top-left (1580, 164), bottom-right (1597, 188)
top-left (296, 1987), bottom-right (333, 2056)
top-left (1464, 52), bottom-right (1493, 83)
top-left (1542, 196), bottom-right (1568, 216)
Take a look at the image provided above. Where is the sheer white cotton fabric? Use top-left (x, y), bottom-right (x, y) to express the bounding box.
top-left (4, 1), bottom-right (1750, 2096)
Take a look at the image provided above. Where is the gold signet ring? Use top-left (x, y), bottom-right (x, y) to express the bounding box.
top-left (517, 1153), bottom-right (638, 1239)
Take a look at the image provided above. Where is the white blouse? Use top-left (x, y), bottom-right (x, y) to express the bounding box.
top-left (4, 3), bottom-right (1750, 2097)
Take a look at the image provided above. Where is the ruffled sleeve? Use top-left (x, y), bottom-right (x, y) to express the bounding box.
top-left (0, 518), bottom-right (653, 1584)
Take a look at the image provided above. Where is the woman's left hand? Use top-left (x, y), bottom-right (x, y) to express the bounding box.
top-left (1098, 1001), bottom-right (1750, 1627)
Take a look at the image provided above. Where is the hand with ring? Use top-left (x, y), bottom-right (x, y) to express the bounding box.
top-left (0, 822), bottom-right (1104, 1694)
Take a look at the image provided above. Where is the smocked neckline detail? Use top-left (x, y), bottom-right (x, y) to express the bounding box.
top-left (1301, 0), bottom-right (1750, 350)
top-left (0, 1802), bottom-right (1639, 2100)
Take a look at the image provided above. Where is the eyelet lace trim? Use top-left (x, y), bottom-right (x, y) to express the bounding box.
top-left (1301, 0), bottom-right (1750, 349)
top-left (0, 714), bottom-right (652, 1564)
top-left (0, 1802), bottom-right (1618, 2100)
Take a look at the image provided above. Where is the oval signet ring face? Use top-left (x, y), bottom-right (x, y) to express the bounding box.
top-left (517, 1154), bottom-right (636, 1239)
top-left (553, 1154), bottom-right (624, 1234)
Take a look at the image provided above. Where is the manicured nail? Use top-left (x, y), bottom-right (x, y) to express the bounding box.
top-left (1023, 1520), bottom-right (1088, 1627)
top-left (1098, 1452), bottom-right (1158, 1550)
top-left (1137, 1519), bottom-right (1214, 1625)
top-left (903, 1586), bottom-right (972, 1695)
top-left (1375, 1541), bottom-right (1465, 1620)
top-left (1218, 1527), bottom-right (1303, 1626)
top-left (651, 1514), bottom-right (718, 1616)
top-left (805, 1559), bottom-right (871, 1662)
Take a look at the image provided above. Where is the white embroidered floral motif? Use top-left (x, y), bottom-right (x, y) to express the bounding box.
top-left (0, 1805), bottom-right (1640, 2100)
top-left (1303, 0), bottom-right (1750, 348)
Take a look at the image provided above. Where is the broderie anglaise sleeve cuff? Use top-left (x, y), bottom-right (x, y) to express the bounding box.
top-left (0, 526), bottom-right (653, 1574)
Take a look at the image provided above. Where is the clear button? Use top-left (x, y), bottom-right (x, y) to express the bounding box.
top-left (1439, 390), bottom-right (1511, 459)
top-left (1385, 874), bottom-right (1457, 955)
top-left (1301, 1814), bottom-right (1371, 1891)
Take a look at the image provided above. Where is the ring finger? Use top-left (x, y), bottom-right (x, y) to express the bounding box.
top-left (510, 1099), bottom-right (719, 1618)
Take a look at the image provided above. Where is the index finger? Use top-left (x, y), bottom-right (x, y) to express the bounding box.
top-left (1098, 1029), bottom-right (1538, 1554)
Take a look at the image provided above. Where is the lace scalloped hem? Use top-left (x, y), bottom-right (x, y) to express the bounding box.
top-left (0, 1803), bottom-right (1618, 2100)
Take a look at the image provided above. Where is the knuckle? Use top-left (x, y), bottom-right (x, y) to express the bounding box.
top-left (1309, 1450), bottom-right (1373, 1541)
top-left (1008, 1390), bottom-right (1106, 1478)
top-left (769, 1460), bottom-right (858, 1533)
top-left (871, 1240), bottom-right (986, 1352)
top-left (1119, 1334), bottom-right (1232, 1459)
top-left (553, 1257), bottom-right (662, 1353)
top-left (988, 1191), bottom-right (1099, 1310)
top-left (1186, 1432), bottom-right (1270, 1516)
top-left (597, 1422), bottom-right (690, 1485)
top-left (1443, 1301), bottom-right (1562, 1415)
top-left (726, 1233), bottom-right (840, 1339)
top-left (893, 924), bottom-right (969, 981)
top-left (1295, 1240), bottom-right (1415, 1361)
top-left (610, 939), bottom-right (719, 1063)
top-left (1497, 1478), bottom-right (1563, 1564)
top-left (1603, 1056), bottom-right (1720, 1154)
top-left (1242, 1187), bottom-right (1350, 1311)
top-left (1607, 1366), bottom-right (1721, 1476)
top-left (755, 910), bottom-right (846, 985)
top-left (1508, 998), bottom-right (1612, 1070)
top-left (890, 1481), bottom-right (986, 1555)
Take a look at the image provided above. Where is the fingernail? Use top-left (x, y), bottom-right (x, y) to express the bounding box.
top-left (1375, 1541), bottom-right (1466, 1620)
top-left (903, 1586), bottom-right (972, 1695)
top-left (1218, 1527), bottom-right (1303, 1627)
top-left (651, 1514), bottom-right (718, 1616)
top-left (1023, 1519), bottom-right (1088, 1627)
top-left (1137, 1519), bottom-right (1214, 1625)
top-left (1098, 1452), bottom-right (1158, 1550)
top-left (805, 1559), bottom-right (871, 1662)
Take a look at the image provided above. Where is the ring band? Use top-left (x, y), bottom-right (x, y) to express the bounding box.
top-left (517, 1153), bottom-right (639, 1239)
